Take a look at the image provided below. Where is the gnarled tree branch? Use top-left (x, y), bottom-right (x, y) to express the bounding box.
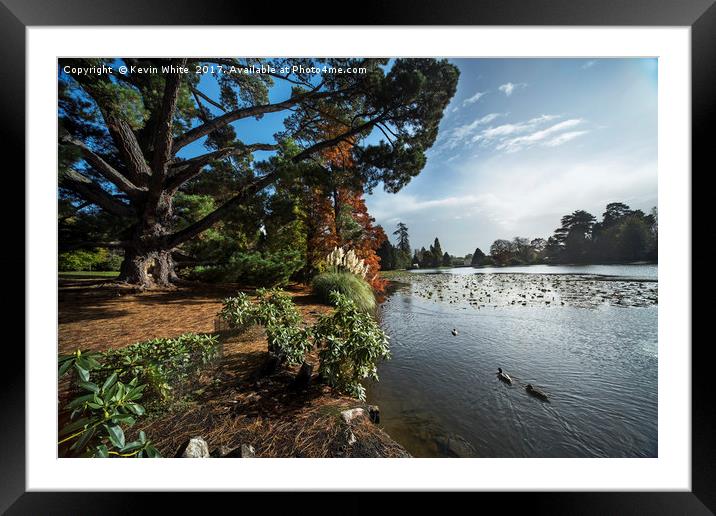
top-left (164, 114), bottom-right (384, 249)
top-left (151, 59), bottom-right (186, 180)
top-left (165, 142), bottom-right (279, 192)
top-left (59, 135), bottom-right (145, 198)
top-left (164, 170), bottom-right (279, 248)
top-left (59, 169), bottom-right (134, 218)
top-left (172, 87), bottom-right (337, 153)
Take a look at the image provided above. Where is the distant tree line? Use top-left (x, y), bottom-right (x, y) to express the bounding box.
top-left (411, 237), bottom-right (454, 268)
top-left (377, 225), bottom-right (464, 270)
top-left (484, 202), bottom-right (658, 266)
top-left (377, 202), bottom-right (657, 271)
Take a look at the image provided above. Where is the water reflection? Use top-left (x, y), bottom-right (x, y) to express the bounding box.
top-left (367, 265), bottom-right (658, 458)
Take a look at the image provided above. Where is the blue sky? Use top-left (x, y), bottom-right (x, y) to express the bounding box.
top-left (186, 58), bottom-right (658, 256)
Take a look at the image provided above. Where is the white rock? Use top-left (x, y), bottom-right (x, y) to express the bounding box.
top-left (181, 437), bottom-right (210, 458)
top-left (241, 444), bottom-right (256, 458)
top-left (340, 408), bottom-right (367, 425)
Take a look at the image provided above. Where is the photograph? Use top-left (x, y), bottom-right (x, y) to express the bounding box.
top-left (56, 56), bottom-right (658, 459)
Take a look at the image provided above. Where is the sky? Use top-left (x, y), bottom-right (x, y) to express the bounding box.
top-left (184, 58), bottom-right (658, 257)
top-left (364, 58), bottom-right (658, 256)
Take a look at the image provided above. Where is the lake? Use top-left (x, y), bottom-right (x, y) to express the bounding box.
top-left (366, 264), bottom-right (658, 458)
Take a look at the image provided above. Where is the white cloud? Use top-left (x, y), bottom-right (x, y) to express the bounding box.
top-left (544, 130), bottom-right (589, 147)
top-left (497, 118), bottom-right (586, 152)
top-left (368, 192), bottom-right (489, 222)
top-left (477, 122), bottom-right (530, 141)
top-left (581, 60), bottom-right (597, 69)
top-left (463, 91), bottom-right (487, 105)
top-left (471, 114), bottom-right (566, 147)
top-left (440, 113), bottom-right (503, 149)
top-left (499, 82), bottom-right (526, 96)
top-left (437, 113), bottom-right (590, 157)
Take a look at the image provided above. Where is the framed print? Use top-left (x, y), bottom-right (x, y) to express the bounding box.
top-left (2, 0), bottom-right (710, 512)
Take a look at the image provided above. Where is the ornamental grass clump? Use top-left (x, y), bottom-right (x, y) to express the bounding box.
top-left (325, 247), bottom-right (370, 278)
top-left (312, 271), bottom-right (376, 313)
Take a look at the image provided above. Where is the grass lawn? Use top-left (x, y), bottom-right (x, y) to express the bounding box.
top-left (58, 270), bottom-right (120, 278)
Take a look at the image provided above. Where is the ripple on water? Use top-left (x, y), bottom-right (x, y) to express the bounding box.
top-left (366, 269), bottom-right (657, 458)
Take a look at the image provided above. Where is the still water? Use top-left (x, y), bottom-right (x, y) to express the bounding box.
top-left (366, 264), bottom-right (658, 458)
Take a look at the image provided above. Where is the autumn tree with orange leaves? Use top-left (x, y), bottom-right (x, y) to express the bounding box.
top-left (299, 118), bottom-right (388, 290)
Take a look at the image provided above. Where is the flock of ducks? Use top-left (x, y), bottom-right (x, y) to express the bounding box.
top-left (451, 329), bottom-right (550, 402)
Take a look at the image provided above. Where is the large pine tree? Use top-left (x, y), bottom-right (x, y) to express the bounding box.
top-left (58, 58), bottom-right (459, 287)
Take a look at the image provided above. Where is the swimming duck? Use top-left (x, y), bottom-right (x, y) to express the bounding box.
top-left (497, 367), bottom-right (512, 384)
top-left (526, 384), bottom-right (549, 401)
top-left (451, 328), bottom-right (458, 336)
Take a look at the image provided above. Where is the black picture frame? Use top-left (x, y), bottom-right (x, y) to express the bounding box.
top-left (2, 0), bottom-right (708, 513)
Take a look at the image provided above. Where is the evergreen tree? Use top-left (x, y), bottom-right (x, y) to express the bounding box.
top-left (418, 246), bottom-right (429, 268)
top-left (376, 239), bottom-right (395, 270)
top-left (554, 210), bottom-right (596, 263)
top-left (429, 237), bottom-right (443, 267)
top-left (470, 247), bottom-right (486, 266)
top-left (393, 222), bottom-right (411, 254)
top-left (392, 222), bottom-right (412, 269)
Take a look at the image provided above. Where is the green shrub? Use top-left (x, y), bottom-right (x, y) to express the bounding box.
top-left (184, 264), bottom-right (225, 283)
top-left (254, 289), bottom-right (310, 363)
top-left (313, 291), bottom-right (390, 400)
top-left (219, 289), bottom-right (310, 365)
top-left (253, 288), bottom-right (303, 328)
top-left (312, 272), bottom-right (376, 313)
top-left (100, 333), bottom-right (221, 403)
top-left (100, 251), bottom-right (124, 271)
top-left (58, 351), bottom-right (159, 458)
top-left (219, 292), bottom-right (256, 330)
top-left (218, 288), bottom-right (391, 399)
top-left (265, 323), bottom-right (313, 365)
top-left (186, 250), bottom-right (303, 287)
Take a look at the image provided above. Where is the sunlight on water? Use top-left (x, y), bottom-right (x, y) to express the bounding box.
top-left (366, 265), bottom-right (658, 458)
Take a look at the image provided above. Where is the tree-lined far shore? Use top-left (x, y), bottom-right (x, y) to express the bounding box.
top-left (377, 202), bottom-right (657, 271)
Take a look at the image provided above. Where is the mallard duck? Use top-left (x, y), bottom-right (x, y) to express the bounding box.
top-left (451, 328), bottom-right (458, 336)
top-left (497, 367), bottom-right (512, 384)
top-left (526, 384), bottom-right (549, 401)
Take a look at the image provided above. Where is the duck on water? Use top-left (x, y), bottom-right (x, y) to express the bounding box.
top-left (525, 384), bottom-right (549, 401)
top-left (496, 367), bottom-right (512, 384)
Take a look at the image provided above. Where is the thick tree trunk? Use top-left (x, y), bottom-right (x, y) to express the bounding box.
top-left (118, 247), bottom-right (178, 288)
top-left (117, 195), bottom-right (178, 289)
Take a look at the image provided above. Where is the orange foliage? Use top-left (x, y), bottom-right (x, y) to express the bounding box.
top-left (336, 188), bottom-right (388, 292)
top-left (304, 187), bottom-right (338, 274)
top-left (304, 116), bottom-right (387, 291)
